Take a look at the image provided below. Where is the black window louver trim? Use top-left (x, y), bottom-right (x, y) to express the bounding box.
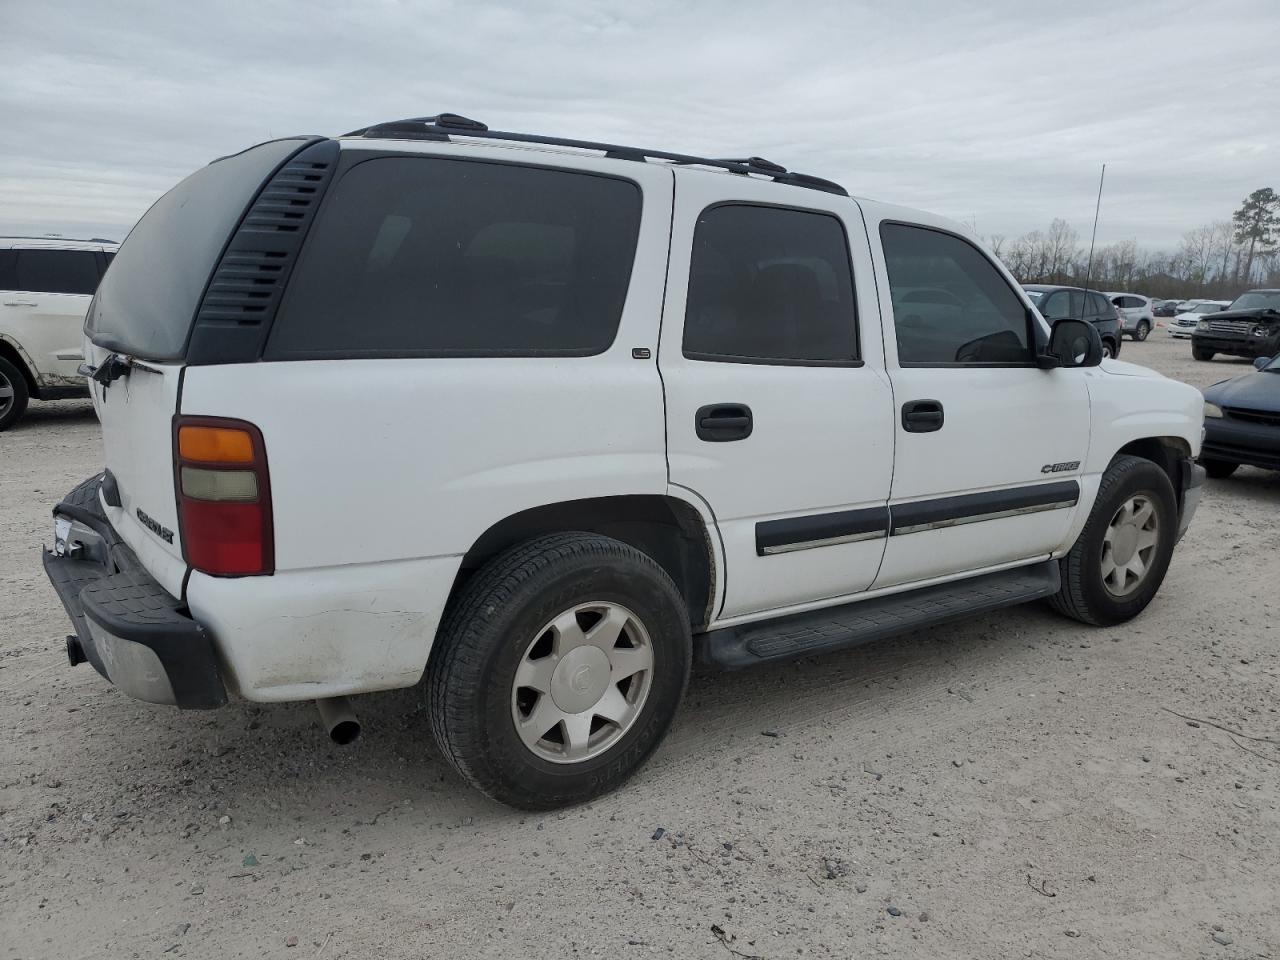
top-left (186, 140), bottom-right (340, 364)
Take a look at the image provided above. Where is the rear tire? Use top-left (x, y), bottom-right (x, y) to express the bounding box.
top-left (1193, 345), bottom-right (1215, 361)
top-left (427, 532), bottom-right (691, 809)
top-left (1049, 455), bottom-right (1178, 627)
top-left (1200, 458), bottom-right (1238, 479)
top-left (0, 356), bottom-right (31, 432)
top-left (1135, 321), bottom-right (1150, 341)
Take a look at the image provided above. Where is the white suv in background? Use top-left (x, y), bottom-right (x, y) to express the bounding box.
top-left (0, 237), bottom-right (116, 430)
top-left (1106, 292), bottom-right (1155, 341)
top-left (42, 115), bottom-right (1205, 809)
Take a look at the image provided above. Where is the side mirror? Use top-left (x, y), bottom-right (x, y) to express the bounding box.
top-left (1039, 318), bottom-right (1103, 369)
top-left (1254, 356), bottom-right (1270, 371)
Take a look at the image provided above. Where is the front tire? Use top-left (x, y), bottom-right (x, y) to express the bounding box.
top-left (427, 533), bottom-right (691, 809)
top-left (1135, 321), bottom-right (1150, 341)
top-left (0, 356), bottom-right (31, 431)
top-left (1193, 345), bottom-right (1215, 361)
top-left (1049, 456), bottom-right (1178, 626)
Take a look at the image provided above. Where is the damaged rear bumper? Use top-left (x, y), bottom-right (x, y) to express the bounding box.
top-left (42, 475), bottom-right (226, 709)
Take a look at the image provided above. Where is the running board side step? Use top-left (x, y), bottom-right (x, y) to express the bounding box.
top-left (698, 560), bottom-right (1060, 670)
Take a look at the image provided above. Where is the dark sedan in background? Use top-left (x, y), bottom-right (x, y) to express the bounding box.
top-left (1192, 288), bottom-right (1280, 362)
top-left (1200, 352), bottom-right (1280, 477)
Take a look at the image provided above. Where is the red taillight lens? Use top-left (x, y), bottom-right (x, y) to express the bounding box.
top-left (174, 416), bottom-right (273, 576)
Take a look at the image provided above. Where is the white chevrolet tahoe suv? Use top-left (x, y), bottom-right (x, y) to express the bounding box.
top-left (42, 115), bottom-right (1206, 809)
top-left (0, 237), bottom-right (117, 430)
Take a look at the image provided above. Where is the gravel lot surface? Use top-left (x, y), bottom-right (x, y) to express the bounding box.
top-left (2, 334), bottom-right (1277, 959)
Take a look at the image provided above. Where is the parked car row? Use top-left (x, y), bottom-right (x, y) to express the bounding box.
top-left (0, 237), bottom-right (117, 430)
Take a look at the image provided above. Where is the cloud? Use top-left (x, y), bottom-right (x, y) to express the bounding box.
top-left (1, 0), bottom-right (1276, 248)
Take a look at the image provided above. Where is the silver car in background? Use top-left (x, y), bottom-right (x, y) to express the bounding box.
top-left (1106, 292), bottom-right (1155, 341)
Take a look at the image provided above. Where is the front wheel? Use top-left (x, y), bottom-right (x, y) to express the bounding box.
top-left (1135, 321), bottom-right (1150, 341)
top-left (1192, 345), bottom-right (1215, 361)
top-left (1048, 455), bottom-right (1178, 626)
top-left (427, 532), bottom-right (691, 809)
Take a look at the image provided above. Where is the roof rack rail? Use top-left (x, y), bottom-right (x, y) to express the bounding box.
top-left (342, 113), bottom-right (848, 197)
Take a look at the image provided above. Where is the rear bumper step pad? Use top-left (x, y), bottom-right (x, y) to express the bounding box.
top-left (43, 475), bottom-right (226, 710)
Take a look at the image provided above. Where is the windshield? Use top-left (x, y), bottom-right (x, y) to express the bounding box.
top-left (1261, 353), bottom-right (1280, 371)
top-left (1228, 291), bottom-right (1280, 312)
top-left (1022, 289), bottom-right (1044, 303)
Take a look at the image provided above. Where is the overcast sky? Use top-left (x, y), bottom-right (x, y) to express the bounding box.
top-left (1, 0), bottom-right (1276, 250)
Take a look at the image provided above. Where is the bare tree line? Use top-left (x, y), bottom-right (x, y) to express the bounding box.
top-left (986, 188), bottom-right (1280, 300)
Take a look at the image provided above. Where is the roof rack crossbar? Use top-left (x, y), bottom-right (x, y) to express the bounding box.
top-left (343, 114), bottom-right (848, 196)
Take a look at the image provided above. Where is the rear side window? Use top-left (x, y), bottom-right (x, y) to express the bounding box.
top-left (683, 204), bottom-right (858, 364)
top-left (5, 250), bottom-right (100, 295)
top-left (266, 157), bottom-right (643, 358)
top-left (87, 138), bottom-right (305, 361)
top-left (1089, 293), bottom-right (1114, 317)
top-left (880, 223), bottom-right (1031, 365)
top-left (1041, 290), bottom-right (1077, 319)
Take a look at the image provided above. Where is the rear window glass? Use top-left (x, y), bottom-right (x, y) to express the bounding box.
top-left (5, 250), bottom-right (100, 295)
top-left (86, 138), bottom-right (304, 360)
top-left (683, 204), bottom-right (858, 364)
top-left (265, 157), bottom-right (643, 359)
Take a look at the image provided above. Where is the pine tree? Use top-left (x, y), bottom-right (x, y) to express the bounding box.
top-left (1231, 187), bottom-right (1280, 284)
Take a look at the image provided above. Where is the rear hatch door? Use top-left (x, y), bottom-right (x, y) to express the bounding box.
top-left (84, 138), bottom-right (313, 596)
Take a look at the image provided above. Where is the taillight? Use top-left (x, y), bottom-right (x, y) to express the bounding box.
top-left (174, 416), bottom-right (274, 576)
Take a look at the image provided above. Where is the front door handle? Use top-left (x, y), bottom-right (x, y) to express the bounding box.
top-left (902, 399), bottom-right (944, 433)
top-left (696, 403), bottom-right (753, 442)
top-left (4, 301), bottom-right (37, 307)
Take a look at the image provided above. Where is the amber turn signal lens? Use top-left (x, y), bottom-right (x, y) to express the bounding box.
top-left (178, 425), bottom-right (255, 464)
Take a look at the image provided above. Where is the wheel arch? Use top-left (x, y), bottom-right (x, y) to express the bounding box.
top-left (453, 494), bottom-right (718, 630)
top-left (0, 336), bottom-right (38, 395)
top-left (1113, 436), bottom-right (1192, 508)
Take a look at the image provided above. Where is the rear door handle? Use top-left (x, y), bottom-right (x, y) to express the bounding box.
top-left (902, 399), bottom-right (944, 433)
top-left (4, 301), bottom-right (37, 307)
top-left (696, 403), bottom-right (753, 442)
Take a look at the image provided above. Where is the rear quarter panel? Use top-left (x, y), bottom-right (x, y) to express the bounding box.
top-left (177, 156), bottom-right (674, 699)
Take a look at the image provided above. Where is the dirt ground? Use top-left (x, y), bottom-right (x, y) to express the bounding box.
top-left (1, 333), bottom-right (1277, 960)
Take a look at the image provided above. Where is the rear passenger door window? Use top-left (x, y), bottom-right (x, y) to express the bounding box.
top-left (268, 157), bottom-right (643, 358)
top-left (11, 250), bottom-right (100, 295)
top-left (880, 224), bottom-right (1031, 365)
top-left (1040, 290), bottom-right (1073, 319)
top-left (682, 204), bottom-right (858, 364)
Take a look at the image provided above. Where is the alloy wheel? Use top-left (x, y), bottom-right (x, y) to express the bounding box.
top-left (511, 601), bottom-right (654, 763)
top-left (1100, 495), bottom-right (1160, 597)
